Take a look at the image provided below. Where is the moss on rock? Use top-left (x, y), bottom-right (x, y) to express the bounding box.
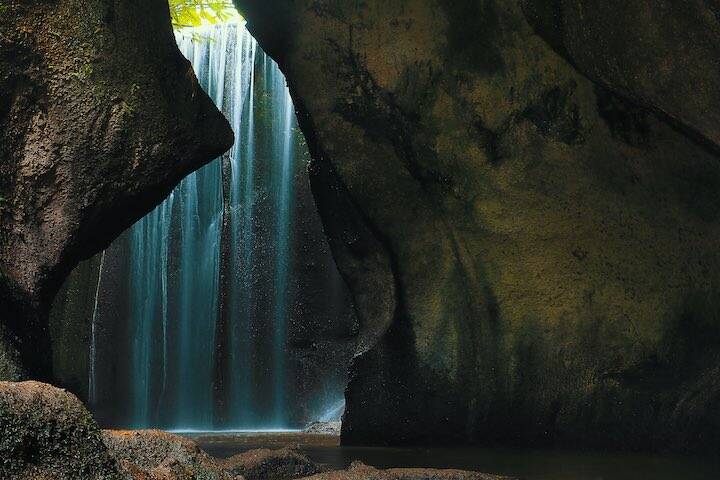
top-left (236, 0), bottom-right (720, 452)
top-left (0, 381), bottom-right (124, 479)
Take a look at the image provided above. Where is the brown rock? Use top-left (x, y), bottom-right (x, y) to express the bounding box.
top-left (520, 0), bottom-right (720, 152)
top-left (102, 430), bottom-right (240, 480)
top-left (220, 447), bottom-right (321, 480)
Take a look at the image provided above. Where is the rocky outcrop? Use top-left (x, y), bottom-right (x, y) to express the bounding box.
top-left (235, 0), bottom-right (720, 452)
top-left (300, 462), bottom-right (514, 480)
top-left (0, 381), bottom-right (124, 479)
top-left (0, 0), bottom-right (233, 379)
top-left (102, 430), bottom-right (239, 480)
top-left (304, 421), bottom-right (342, 436)
top-left (219, 448), bottom-right (321, 480)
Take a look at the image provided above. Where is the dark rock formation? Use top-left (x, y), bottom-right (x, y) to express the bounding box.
top-left (0, 381), bottom-right (124, 479)
top-left (0, 0), bottom-right (233, 379)
top-left (299, 462), bottom-right (514, 480)
top-left (520, 0), bottom-right (720, 152)
top-left (219, 447), bottom-right (321, 480)
top-left (235, 0), bottom-right (720, 452)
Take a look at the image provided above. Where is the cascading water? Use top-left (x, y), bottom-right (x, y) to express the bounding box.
top-left (57, 20), bottom-right (357, 432)
top-left (269, 56), bottom-right (296, 428)
top-left (118, 22), bottom-right (313, 430)
top-left (129, 195), bottom-right (177, 427)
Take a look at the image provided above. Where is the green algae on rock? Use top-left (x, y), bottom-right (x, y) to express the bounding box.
top-left (0, 381), bottom-right (125, 479)
top-left (235, 0), bottom-right (720, 452)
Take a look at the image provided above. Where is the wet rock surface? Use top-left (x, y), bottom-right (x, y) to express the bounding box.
top-left (219, 447), bottom-right (321, 480)
top-left (103, 430), bottom-right (239, 480)
top-left (304, 422), bottom-right (342, 436)
top-left (235, 0), bottom-right (720, 452)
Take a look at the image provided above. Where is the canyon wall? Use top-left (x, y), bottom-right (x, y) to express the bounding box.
top-left (235, 0), bottom-right (720, 451)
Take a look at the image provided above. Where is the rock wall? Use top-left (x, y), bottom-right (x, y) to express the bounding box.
top-left (235, 0), bottom-right (720, 452)
top-left (0, 0), bottom-right (233, 379)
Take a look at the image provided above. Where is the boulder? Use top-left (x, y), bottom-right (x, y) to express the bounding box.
top-left (0, 381), bottom-right (125, 479)
top-left (219, 447), bottom-right (321, 480)
top-left (304, 422), bottom-right (342, 436)
top-left (102, 430), bottom-right (240, 480)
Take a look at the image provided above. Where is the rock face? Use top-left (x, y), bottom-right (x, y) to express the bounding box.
top-left (0, 381), bottom-right (124, 479)
top-left (0, 0), bottom-right (233, 379)
top-left (235, 0), bottom-right (720, 452)
top-left (520, 0), bottom-right (720, 152)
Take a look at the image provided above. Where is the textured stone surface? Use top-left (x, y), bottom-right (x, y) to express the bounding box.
top-left (103, 430), bottom-right (240, 480)
top-left (235, 0), bottom-right (720, 452)
top-left (0, 381), bottom-right (124, 479)
top-left (219, 447), bottom-right (321, 480)
top-left (520, 0), bottom-right (720, 152)
top-left (304, 421), bottom-right (342, 436)
top-left (0, 0), bottom-right (233, 378)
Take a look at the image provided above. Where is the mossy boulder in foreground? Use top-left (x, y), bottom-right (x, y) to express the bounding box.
top-left (0, 381), bottom-right (124, 479)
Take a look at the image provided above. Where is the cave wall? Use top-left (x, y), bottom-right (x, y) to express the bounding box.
top-left (235, 0), bottom-right (720, 452)
top-left (0, 0), bottom-right (233, 379)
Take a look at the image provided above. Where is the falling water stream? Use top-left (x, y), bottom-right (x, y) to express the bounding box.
top-left (88, 250), bottom-right (106, 407)
top-left (115, 22), bottom-right (303, 430)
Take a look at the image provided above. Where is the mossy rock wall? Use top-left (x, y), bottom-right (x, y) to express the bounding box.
top-left (235, 0), bottom-right (720, 452)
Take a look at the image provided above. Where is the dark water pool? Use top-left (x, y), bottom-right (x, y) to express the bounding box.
top-left (188, 432), bottom-right (719, 480)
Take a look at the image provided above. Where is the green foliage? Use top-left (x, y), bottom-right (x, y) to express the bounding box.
top-left (168, 1), bottom-right (240, 29)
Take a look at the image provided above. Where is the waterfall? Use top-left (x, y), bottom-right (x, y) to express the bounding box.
top-left (129, 195), bottom-right (175, 427)
top-left (226, 25), bottom-right (257, 426)
top-left (117, 22), bottom-right (300, 430)
top-left (319, 399), bottom-right (346, 423)
top-left (270, 59), bottom-right (296, 427)
top-left (71, 20), bottom-right (353, 432)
